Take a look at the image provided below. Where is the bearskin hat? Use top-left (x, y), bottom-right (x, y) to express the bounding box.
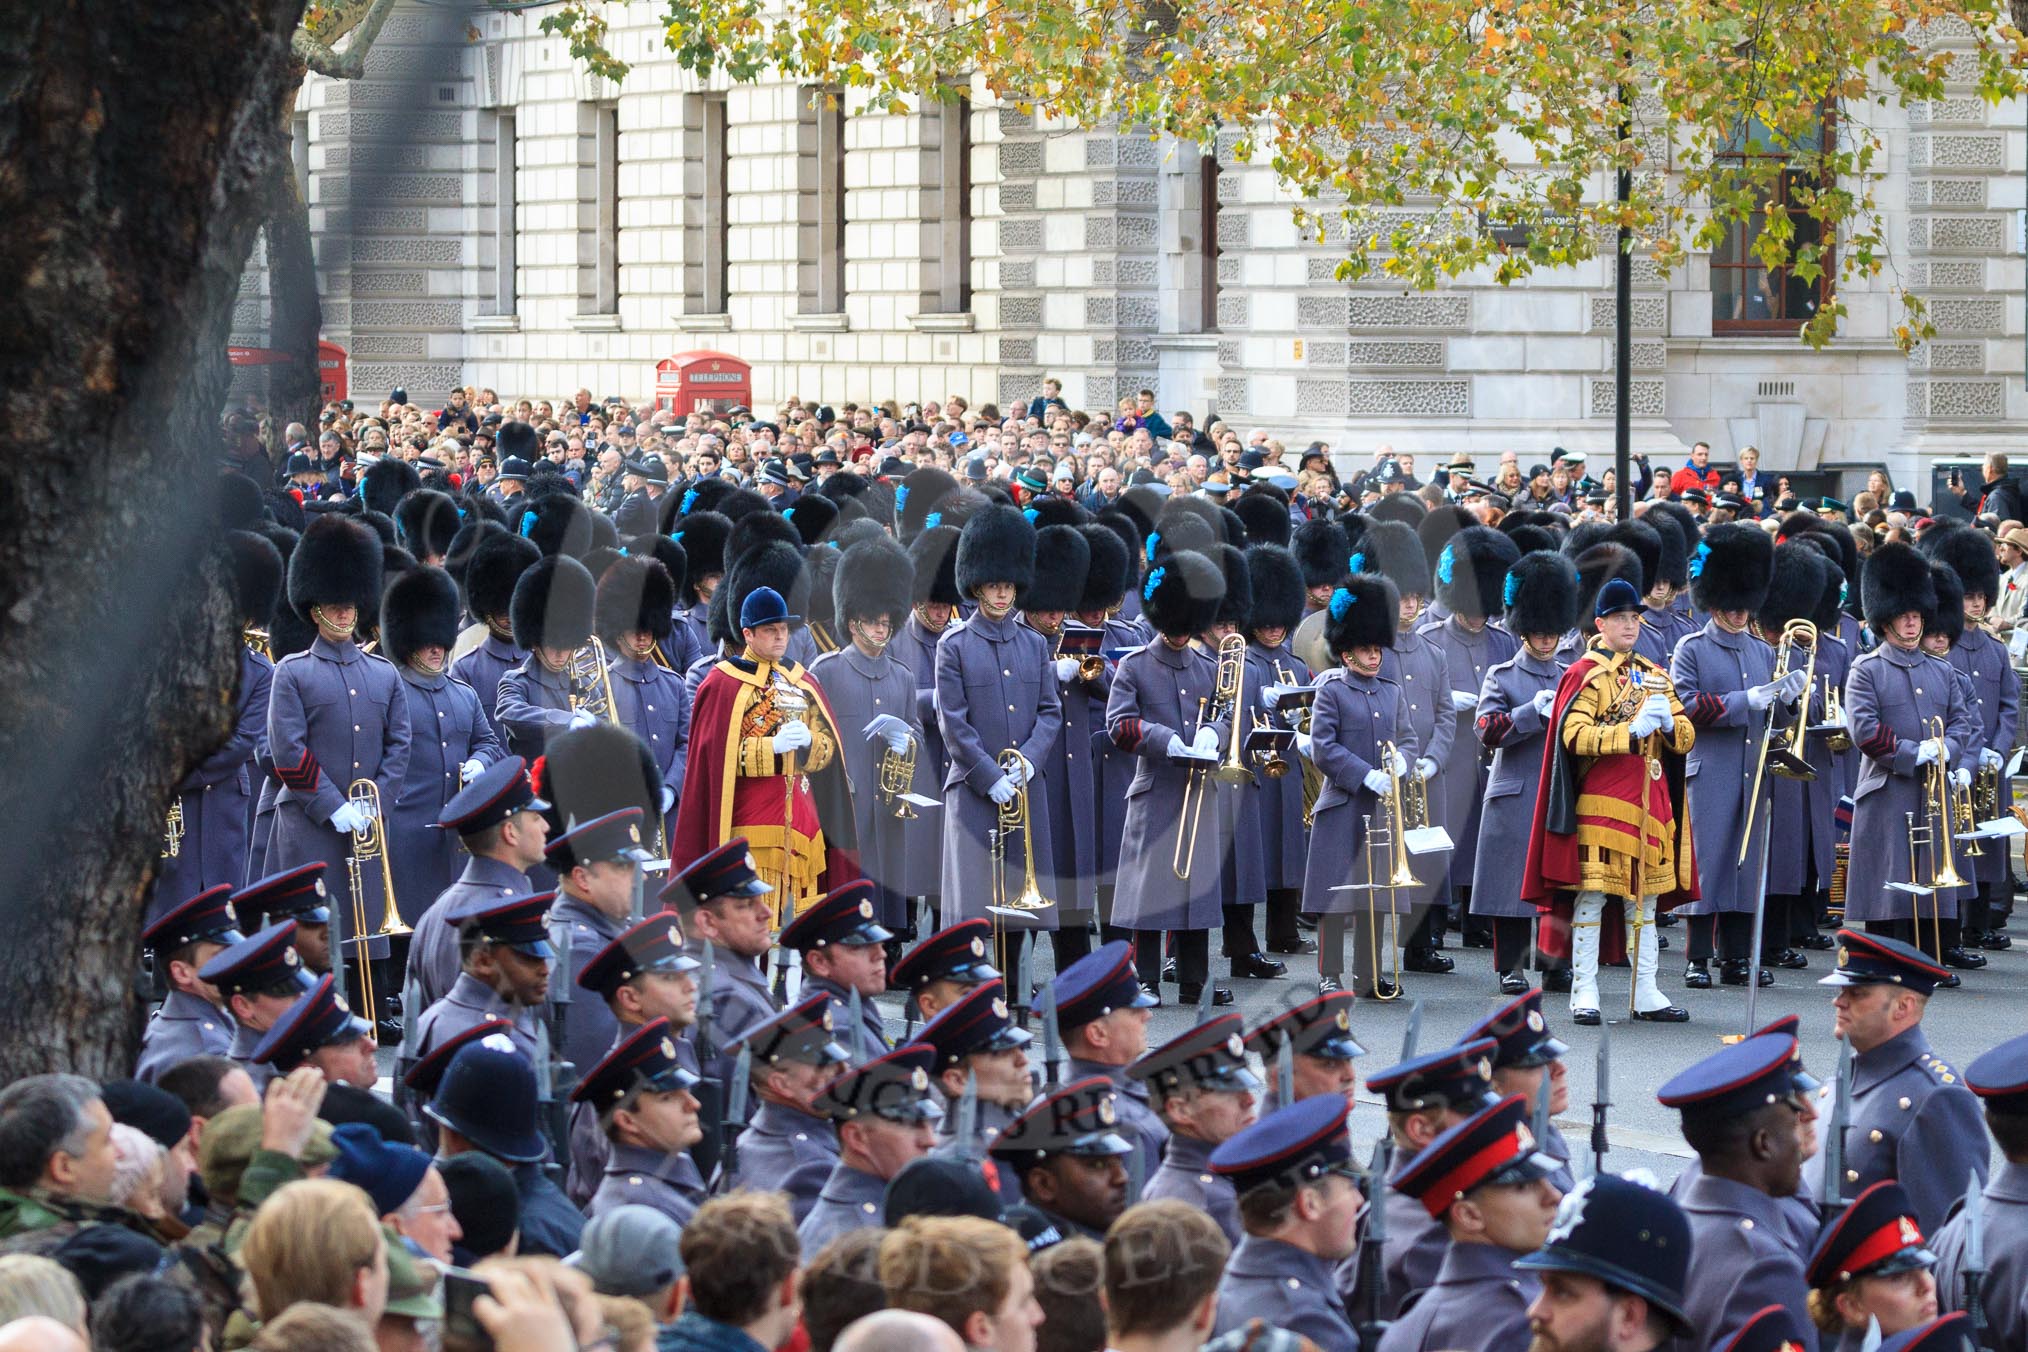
top-left (266, 487), bottom-right (307, 533)
top-left (1152, 498), bottom-right (1222, 563)
top-left (1759, 543), bottom-right (1828, 635)
top-left (909, 524), bottom-right (963, 607)
top-left (1292, 518), bottom-right (1352, 590)
top-left (595, 556), bottom-right (676, 643)
top-left (287, 514), bottom-right (383, 624)
top-left (582, 545), bottom-right (622, 581)
top-left (671, 511), bottom-right (732, 603)
top-left (831, 518), bottom-right (888, 553)
top-left (445, 518), bottom-right (504, 584)
top-left (1689, 522), bottom-right (1773, 615)
top-left (1927, 561), bottom-right (1965, 647)
top-left (1365, 493), bottom-right (1427, 526)
top-left (706, 578), bottom-right (737, 649)
top-left (510, 554), bottom-right (597, 652)
top-left (357, 508), bottom-right (397, 547)
top-left (1213, 542), bottom-right (1253, 631)
top-left (728, 505), bottom-right (801, 565)
top-left (218, 473), bottom-right (268, 531)
top-left (1141, 548), bottom-right (1224, 639)
top-left (382, 564), bottom-right (463, 666)
top-left (784, 494), bottom-right (839, 548)
top-left (1506, 523), bottom-right (1559, 557)
top-left (1418, 505), bottom-right (1477, 571)
top-left (589, 512), bottom-right (619, 554)
top-left (1325, 573), bottom-right (1400, 656)
top-left (661, 477), bottom-right (729, 532)
top-left (1862, 541), bottom-right (1935, 628)
top-left (956, 505), bottom-right (1037, 598)
top-left (1025, 497), bottom-right (1088, 531)
top-left (1602, 520), bottom-right (1662, 597)
top-left (1562, 520), bottom-right (1611, 563)
top-left (1218, 506), bottom-right (1249, 550)
top-left (1642, 511), bottom-right (1687, 598)
top-left (1572, 544), bottom-right (1644, 633)
top-left (627, 535), bottom-right (689, 599)
top-left (1115, 485), bottom-right (1166, 542)
top-left (1234, 493), bottom-right (1292, 549)
top-left (1435, 526), bottom-right (1521, 621)
top-left (226, 530), bottom-right (284, 629)
top-left (1353, 520), bottom-right (1430, 601)
top-left (834, 536), bottom-right (918, 627)
top-left (1502, 551), bottom-right (1580, 638)
top-left (394, 489), bottom-right (461, 562)
top-left (1645, 502), bottom-right (1701, 588)
top-left (1246, 544), bottom-right (1306, 634)
top-left (728, 541), bottom-right (810, 631)
top-left (898, 467), bottom-right (961, 541)
top-left (495, 420), bottom-right (538, 462)
top-left (1811, 555), bottom-right (1849, 634)
top-left (361, 456), bottom-right (421, 518)
top-left (536, 722), bottom-right (660, 836)
top-left (818, 471), bottom-right (873, 505)
top-left (1079, 523), bottom-right (1131, 615)
top-left (1096, 510), bottom-right (1145, 584)
top-left (466, 533), bottom-right (540, 626)
top-left (1026, 525), bottom-right (1091, 615)
top-left (517, 494), bottom-right (596, 561)
top-left (804, 547), bottom-right (840, 636)
top-left (1920, 520), bottom-right (2001, 606)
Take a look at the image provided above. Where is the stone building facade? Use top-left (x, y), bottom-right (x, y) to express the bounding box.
top-left (246, 4), bottom-right (2028, 485)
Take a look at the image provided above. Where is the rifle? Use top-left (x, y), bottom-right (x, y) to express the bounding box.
top-left (1531, 1060), bottom-right (1551, 1151)
top-left (1276, 1037), bottom-right (1295, 1108)
top-left (689, 939), bottom-right (725, 1183)
top-left (1355, 1135), bottom-right (1394, 1351)
top-left (771, 941), bottom-right (795, 1004)
top-left (721, 1043), bottom-right (751, 1187)
top-left (1962, 1171), bottom-right (1988, 1349)
top-left (1039, 983), bottom-right (1063, 1088)
top-left (955, 1069), bottom-right (980, 1160)
top-left (393, 969), bottom-right (422, 1116)
top-left (848, 987), bottom-right (869, 1064)
top-left (1589, 1018), bottom-right (1610, 1177)
top-left (1820, 1037), bottom-right (1852, 1214)
top-left (533, 1021), bottom-right (575, 1181)
top-left (1400, 1000), bottom-right (1423, 1061)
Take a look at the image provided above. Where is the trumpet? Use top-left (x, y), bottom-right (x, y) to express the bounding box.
top-left (567, 636), bottom-right (618, 720)
top-left (344, 779), bottom-right (409, 1030)
top-left (161, 800), bottom-right (184, 859)
top-left (879, 740), bottom-right (919, 820)
top-left (989, 749), bottom-right (1053, 987)
top-left (1251, 711), bottom-right (1289, 778)
top-left (243, 625), bottom-right (273, 661)
top-left (1820, 679), bottom-right (1853, 753)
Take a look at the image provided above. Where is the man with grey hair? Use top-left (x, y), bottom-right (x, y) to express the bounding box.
top-left (834, 1309), bottom-right (966, 1352)
top-left (0, 1076), bottom-right (122, 1254)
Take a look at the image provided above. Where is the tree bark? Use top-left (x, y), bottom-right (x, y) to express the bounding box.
top-left (265, 159), bottom-right (326, 434)
top-left (0, 2), bottom-right (310, 1080)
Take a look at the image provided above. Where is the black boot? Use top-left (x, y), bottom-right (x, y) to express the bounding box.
top-left (1683, 960), bottom-right (1714, 989)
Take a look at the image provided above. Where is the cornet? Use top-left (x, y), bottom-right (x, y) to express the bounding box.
top-left (161, 800), bottom-right (184, 859)
top-left (879, 740), bottom-right (919, 820)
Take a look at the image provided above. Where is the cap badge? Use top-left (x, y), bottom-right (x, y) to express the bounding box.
top-left (1526, 1010), bottom-right (1544, 1033)
top-left (1545, 1178), bottom-right (1594, 1245)
top-left (993, 998), bottom-right (1009, 1019)
top-left (661, 1039), bottom-right (677, 1060)
top-left (628, 823), bottom-right (642, 844)
top-left (1335, 1009), bottom-right (1352, 1031)
top-left (1098, 1097), bottom-right (1118, 1125)
top-left (1838, 946), bottom-right (1850, 967)
top-left (744, 852), bottom-right (760, 872)
top-left (1897, 1216), bottom-right (1922, 1245)
top-left (969, 937), bottom-right (986, 957)
top-left (858, 899), bottom-right (875, 919)
top-left (910, 1068), bottom-right (929, 1090)
top-left (820, 1009), bottom-right (834, 1031)
top-left (1227, 1034), bottom-right (1245, 1057)
top-left (314, 878), bottom-right (328, 897)
top-left (334, 996), bottom-right (351, 1012)
top-left (1477, 1058), bottom-right (1492, 1079)
top-left (1516, 1123), bottom-right (1535, 1150)
top-left (282, 947), bottom-right (300, 967)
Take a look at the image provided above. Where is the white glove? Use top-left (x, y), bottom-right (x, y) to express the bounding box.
top-left (1363, 768), bottom-right (1394, 796)
top-left (862, 714), bottom-right (910, 744)
top-left (1262, 684), bottom-right (1290, 705)
top-left (1054, 657), bottom-right (1080, 682)
top-left (1531, 689), bottom-right (1555, 716)
top-left (1295, 733), bottom-right (1315, 757)
top-left (771, 721), bottom-right (813, 755)
top-left (1746, 681), bottom-right (1780, 712)
top-left (1779, 669), bottom-right (1808, 703)
top-left (568, 711), bottom-right (599, 729)
top-left (988, 774), bottom-right (1019, 806)
top-left (1952, 766), bottom-right (1973, 791)
top-left (1166, 734), bottom-right (1189, 760)
top-left (1915, 738), bottom-right (1941, 766)
top-left (1450, 689), bottom-right (1479, 713)
top-left (1980, 747), bottom-right (2003, 771)
top-left (882, 728), bottom-right (913, 755)
top-left (1192, 726), bottom-right (1220, 755)
top-left (329, 802), bottom-right (370, 835)
top-left (1389, 749), bottom-right (1409, 778)
top-left (459, 758), bottom-right (485, 785)
top-left (1415, 757), bottom-right (1438, 781)
top-left (1629, 708), bottom-right (1661, 738)
top-left (1012, 753), bottom-right (1036, 784)
top-left (660, 784), bottom-right (676, 814)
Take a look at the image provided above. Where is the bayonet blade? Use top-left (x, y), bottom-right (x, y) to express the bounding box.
top-left (1277, 1036), bottom-right (1295, 1108)
top-left (727, 1043), bottom-right (751, 1126)
top-left (1040, 983), bottom-right (1062, 1085)
top-left (849, 987), bottom-right (868, 1064)
top-left (1967, 1170), bottom-right (1986, 1271)
top-left (1401, 1000), bottom-right (1423, 1061)
top-left (957, 1069), bottom-right (979, 1158)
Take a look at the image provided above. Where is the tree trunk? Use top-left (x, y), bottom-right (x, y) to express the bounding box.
top-left (265, 158), bottom-right (326, 434)
top-left (0, 2), bottom-right (310, 1080)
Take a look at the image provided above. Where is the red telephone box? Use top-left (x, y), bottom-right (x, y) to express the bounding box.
top-left (655, 350), bottom-right (752, 417)
top-left (317, 342), bottom-right (348, 403)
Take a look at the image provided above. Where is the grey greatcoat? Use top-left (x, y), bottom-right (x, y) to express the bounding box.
top-left (1028, 630), bottom-right (1101, 917)
top-left (406, 854), bottom-right (536, 1012)
top-left (1214, 1237), bottom-right (1358, 1351)
top-left (411, 971), bottom-right (543, 1064)
top-left (1093, 618), bottom-right (1144, 892)
top-left (1378, 1240), bottom-right (1539, 1352)
top-left (1381, 1150), bottom-right (1447, 1318)
top-left (934, 613), bottom-right (1064, 925)
top-left (587, 1141), bottom-right (705, 1226)
top-left (1226, 647), bottom-right (1268, 907)
top-left (797, 1161), bottom-right (890, 1253)
top-left (1105, 640), bottom-right (1233, 933)
top-left (1246, 641), bottom-right (1313, 891)
top-left (1931, 1160), bottom-right (2028, 1351)
top-left (1671, 622), bottom-right (1788, 915)
top-left (1839, 1023), bottom-right (1988, 1232)
top-left (1300, 669), bottom-right (1416, 918)
top-left (607, 650), bottom-right (690, 844)
top-left (1380, 629), bottom-right (1454, 916)
top-left (545, 895), bottom-right (630, 1080)
top-left (1678, 1172), bottom-right (1818, 1352)
top-left (149, 646), bottom-right (272, 919)
top-left (1470, 647), bottom-right (1567, 919)
top-left (493, 655), bottom-right (575, 762)
top-left (1636, 604), bottom-right (1694, 668)
top-left (1948, 625), bottom-right (2018, 888)
top-left (135, 991), bottom-right (237, 1084)
top-left (809, 643), bottom-right (918, 927)
top-left (886, 613), bottom-right (951, 901)
top-left (1838, 612), bottom-right (1865, 800)
top-left (450, 632), bottom-right (526, 744)
top-left (1418, 617), bottom-right (1518, 894)
top-left (1142, 1131), bottom-right (1240, 1244)
top-left (388, 667), bottom-right (502, 927)
top-left (1769, 634), bottom-right (1851, 896)
top-left (1842, 643), bottom-right (1977, 924)
top-left (266, 636), bottom-right (413, 941)
top-left (686, 941), bottom-right (781, 1088)
top-left (730, 1100), bottom-right (838, 1219)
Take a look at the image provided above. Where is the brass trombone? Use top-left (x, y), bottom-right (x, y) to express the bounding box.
top-left (1740, 620), bottom-right (1817, 864)
top-left (344, 778), bottom-right (409, 1027)
top-left (567, 636), bottom-right (619, 720)
top-left (1174, 637), bottom-right (1247, 879)
top-left (1921, 718), bottom-right (1968, 892)
top-left (1212, 634), bottom-right (1252, 787)
top-left (1359, 740), bottom-right (1418, 1001)
top-left (879, 740), bottom-right (919, 820)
